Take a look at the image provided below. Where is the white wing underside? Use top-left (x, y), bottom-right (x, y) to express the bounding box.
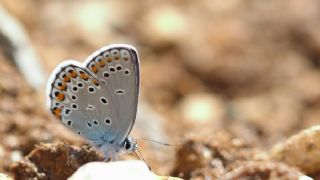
top-left (46, 44), bottom-right (140, 159)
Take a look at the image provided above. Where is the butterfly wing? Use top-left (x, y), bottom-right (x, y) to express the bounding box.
top-left (84, 44), bottom-right (140, 144)
top-left (47, 44), bottom-right (139, 147)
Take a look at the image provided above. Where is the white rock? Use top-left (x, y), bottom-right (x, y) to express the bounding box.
top-left (69, 160), bottom-right (180, 180)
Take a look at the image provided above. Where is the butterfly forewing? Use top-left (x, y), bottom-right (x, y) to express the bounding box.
top-left (85, 45), bottom-right (139, 143)
top-left (47, 44), bottom-right (139, 147)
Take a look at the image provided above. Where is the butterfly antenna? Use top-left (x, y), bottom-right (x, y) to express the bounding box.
top-left (134, 147), bottom-right (152, 170)
top-left (134, 147), bottom-right (145, 161)
top-left (134, 137), bottom-right (172, 147)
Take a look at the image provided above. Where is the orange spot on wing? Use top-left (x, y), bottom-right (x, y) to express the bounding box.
top-left (91, 64), bottom-right (98, 74)
top-left (98, 59), bottom-right (106, 67)
top-left (56, 93), bottom-right (65, 101)
top-left (107, 57), bottom-right (113, 63)
top-left (123, 56), bottom-right (129, 61)
top-left (92, 79), bottom-right (100, 86)
top-left (52, 107), bottom-right (62, 119)
top-left (69, 71), bottom-right (77, 78)
top-left (80, 72), bottom-right (89, 80)
top-left (57, 83), bottom-right (67, 91)
top-left (114, 55), bottom-right (120, 60)
top-left (63, 76), bottom-right (71, 82)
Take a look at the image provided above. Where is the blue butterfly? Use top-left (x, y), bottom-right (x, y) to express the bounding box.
top-left (47, 44), bottom-right (140, 160)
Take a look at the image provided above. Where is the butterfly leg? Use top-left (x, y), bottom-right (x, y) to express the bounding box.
top-left (99, 142), bottom-right (119, 161)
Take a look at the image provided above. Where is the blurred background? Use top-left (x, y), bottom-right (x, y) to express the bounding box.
top-left (0, 0), bottom-right (320, 179)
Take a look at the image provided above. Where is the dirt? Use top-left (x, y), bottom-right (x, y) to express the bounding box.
top-left (0, 0), bottom-right (320, 179)
top-left (11, 143), bottom-right (103, 180)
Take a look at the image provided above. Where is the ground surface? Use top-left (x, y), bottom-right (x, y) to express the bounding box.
top-left (0, 0), bottom-right (320, 179)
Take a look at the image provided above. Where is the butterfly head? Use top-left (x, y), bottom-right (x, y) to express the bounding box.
top-left (123, 137), bottom-right (138, 152)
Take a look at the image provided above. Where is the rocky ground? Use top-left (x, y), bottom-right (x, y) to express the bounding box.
top-left (0, 0), bottom-right (320, 179)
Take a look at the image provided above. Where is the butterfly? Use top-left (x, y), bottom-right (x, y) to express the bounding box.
top-left (46, 44), bottom-right (140, 160)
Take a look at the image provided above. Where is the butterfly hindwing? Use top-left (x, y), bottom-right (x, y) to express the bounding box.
top-left (47, 61), bottom-right (121, 144)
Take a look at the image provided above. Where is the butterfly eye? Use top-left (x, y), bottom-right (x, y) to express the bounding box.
top-left (125, 142), bottom-right (131, 150)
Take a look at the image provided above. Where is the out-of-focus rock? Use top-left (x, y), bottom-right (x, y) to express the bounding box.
top-left (179, 93), bottom-right (225, 126)
top-left (10, 142), bottom-right (103, 180)
top-left (40, 1), bottom-right (137, 47)
top-left (229, 90), bottom-right (302, 146)
top-left (141, 5), bottom-right (187, 45)
top-left (10, 150), bottom-right (22, 162)
top-left (270, 125), bottom-right (320, 174)
top-left (69, 161), bottom-right (182, 180)
top-left (0, 173), bottom-right (13, 180)
top-left (171, 130), bottom-right (310, 179)
top-left (222, 161), bottom-right (308, 180)
top-left (171, 130), bottom-right (267, 179)
top-left (174, 0), bottom-right (320, 99)
top-left (0, 5), bottom-right (45, 89)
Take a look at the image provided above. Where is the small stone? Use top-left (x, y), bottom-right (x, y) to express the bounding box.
top-left (270, 125), bottom-right (320, 174)
top-left (69, 161), bottom-right (182, 180)
top-left (0, 173), bottom-right (13, 180)
top-left (10, 150), bottom-right (22, 162)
